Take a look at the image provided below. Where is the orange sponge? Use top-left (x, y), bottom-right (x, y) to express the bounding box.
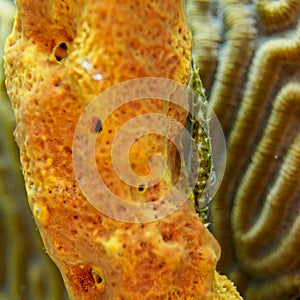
top-left (5, 1), bottom-right (241, 299)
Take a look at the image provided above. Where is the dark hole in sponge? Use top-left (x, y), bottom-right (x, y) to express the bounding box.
top-left (95, 119), bottom-right (102, 133)
top-left (54, 42), bottom-right (68, 61)
top-left (91, 269), bottom-right (104, 286)
top-left (138, 183), bottom-right (146, 193)
top-left (94, 273), bottom-right (103, 284)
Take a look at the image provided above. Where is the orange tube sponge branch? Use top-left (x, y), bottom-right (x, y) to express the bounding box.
top-left (5, 0), bottom-right (241, 299)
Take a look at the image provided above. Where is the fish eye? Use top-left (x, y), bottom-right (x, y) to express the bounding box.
top-left (209, 170), bottom-right (216, 187)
